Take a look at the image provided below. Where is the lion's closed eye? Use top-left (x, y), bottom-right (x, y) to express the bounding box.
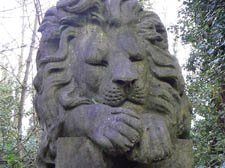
top-left (85, 59), bottom-right (108, 67)
top-left (129, 54), bottom-right (143, 62)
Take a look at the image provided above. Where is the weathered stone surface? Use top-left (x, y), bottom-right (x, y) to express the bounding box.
top-left (34, 0), bottom-right (193, 167)
top-left (56, 137), bottom-right (106, 168)
top-left (150, 139), bottom-right (194, 168)
top-left (56, 138), bottom-right (193, 168)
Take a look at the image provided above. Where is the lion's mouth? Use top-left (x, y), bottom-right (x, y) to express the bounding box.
top-left (101, 86), bottom-right (145, 107)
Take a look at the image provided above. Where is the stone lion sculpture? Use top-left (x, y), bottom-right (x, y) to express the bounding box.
top-left (34, 0), bottom-right (192, 167)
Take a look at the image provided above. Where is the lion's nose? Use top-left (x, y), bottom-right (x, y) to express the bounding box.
top-left (112, 78), bottom-right (137, 88)
top-left (111, 55), bottom-right (138, 88)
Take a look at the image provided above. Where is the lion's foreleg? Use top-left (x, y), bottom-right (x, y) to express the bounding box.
top-left (127, 113), bottom-right (172, 164)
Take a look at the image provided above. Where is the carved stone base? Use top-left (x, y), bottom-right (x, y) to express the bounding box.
top-left (149, 139), bottom-right (194, 168)
top-left (56, 137), bottom-right (107, 168)
top-left (56, 138), bottom-right (193, 168)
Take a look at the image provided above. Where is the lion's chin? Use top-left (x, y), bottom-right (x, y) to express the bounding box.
top-left (94, 93), bottom-right (145, 108)
top-left (102, 98), bottom-right (144, 111)
top-left (102, 98), bottom-right (126, 107)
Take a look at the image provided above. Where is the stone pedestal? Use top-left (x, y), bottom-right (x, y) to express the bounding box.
top-left (150, 139), bottom-right (194, 168)
top-left (56, 137), bottom-right (107, 168)
top-left (56, 138), bottom-right (193, 168)
top-left (56, 137), bottom-right (193, 168)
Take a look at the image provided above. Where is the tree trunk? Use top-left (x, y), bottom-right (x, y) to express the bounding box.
top-left (17, 12), bottom-right (38, 158)
top-left (18, 0), bottom-right (25, 81)
top-left (14, 0), bottom-right (25, 142)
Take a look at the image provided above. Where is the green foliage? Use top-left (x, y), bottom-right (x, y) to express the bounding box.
top-left (179, 0), bottom-right (225, 78)
top-left (0, 76), bottom-right (40, 168)
top-left (176, 0), bottom-right (225, 167)
top-left (0, 79), bottom-right (21, 167)
top-left (187, 74), bottom-right (225, 167)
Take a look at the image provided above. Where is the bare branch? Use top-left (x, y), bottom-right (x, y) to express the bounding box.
top-left (0, 45), bottom-right (27, 54)
top-left (17, 6), bottom-right (38, 159)
top-left (0, 64), bottom-right (23, 86)
top-left (0, 2), bottom-right (32, 13)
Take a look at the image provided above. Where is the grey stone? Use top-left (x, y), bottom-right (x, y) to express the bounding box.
top-left (151, 139), bottom-right (194, 168)
top-left (56, 137), bottom-right (106, 168)
top-left (34, 0), bottom-right (193, 167)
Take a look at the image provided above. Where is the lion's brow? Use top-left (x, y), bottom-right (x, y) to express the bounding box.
top-left (119, 36), bottom-right (144, 57)
top-left (127, 47), bottom-right (144, 58)
top-left (85, 47), bottom-right (108, 61)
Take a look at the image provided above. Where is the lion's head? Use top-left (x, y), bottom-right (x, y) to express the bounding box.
top-left (69, 25), bottom-right (150, 107)
top-left (34, 0), bottom-right (191, 166)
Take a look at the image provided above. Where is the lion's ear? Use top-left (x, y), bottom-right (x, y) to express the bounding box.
top-left (177, 93), bottom-right (192, 139)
